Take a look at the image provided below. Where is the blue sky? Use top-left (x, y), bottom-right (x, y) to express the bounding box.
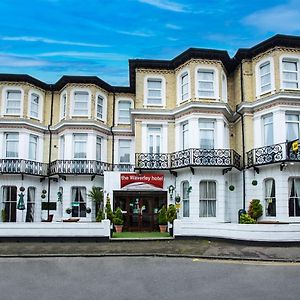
top-left (1, 0), bottom-right (300, 85)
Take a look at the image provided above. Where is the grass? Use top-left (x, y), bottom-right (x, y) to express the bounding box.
top-left (112, 231), bottom-right (171, 238)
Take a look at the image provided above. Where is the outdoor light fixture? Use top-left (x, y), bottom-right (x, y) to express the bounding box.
top-left (168, 185), bottom-right (175, 199)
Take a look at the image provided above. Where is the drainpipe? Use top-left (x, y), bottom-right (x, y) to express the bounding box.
top-left (47, 85), bottom-right (54, 219)
top-left (236, 62), bottom-right (246, 211)
top-left (110, 88), bottom-right (116, 171)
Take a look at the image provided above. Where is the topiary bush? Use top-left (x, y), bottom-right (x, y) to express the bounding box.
top-left (113, 207), bottom-right (124, 225)
top-left (105, 197), bottom-right (114, 222)
top-left (96, 209), bottom-right (105, 222)
top-left (240, 213), bottom-right (256, 224)
top-left (248, 199), bottom-right (263, 220)
top-left (158, 205), bottom-right (167, 225)
top-left (167, 204), bottom-right (177, 224)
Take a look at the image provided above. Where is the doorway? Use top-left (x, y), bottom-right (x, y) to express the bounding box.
top-left (114, 191), bottom-right (167, 231)
top-left (2, 186), bottom-right (17, 222)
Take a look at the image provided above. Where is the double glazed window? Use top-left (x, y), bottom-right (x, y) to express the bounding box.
top-left (118, 100), bottom-right (131, 124)
top-left (182, 181), bottom-right (190, 218)
top-left (5, 133), bottom-right (19, 158)
top-left (199, 181), bottom-right (216, 217)
top-left (73, 91), bottom-right (89, 116)
top-left (282, 59), bottom-right (299, 89)
top-left (147, 78), bottom-right (162, 105)
top-left (29, 135), bottom-right (38, 161)
top-left (263, 114), bottom-right (273, 146)
top-left (30, 93), bottom-right (40, 119)
top-left (259, 61), bottom-right (271, 93)
top-left (197, 70), bottom-right (215, 98)
top-left (180, 73), bottom-right (189, 101)
top-left (289, 178), bottom-right (300, 217)
top-left (119, 140), bottom-right (131, 163)
top-left (73, 134), bottom-right (87, 159)
top-left (265, 179), bottom-right (276, 217)
top-left (286, 114), bottom-right (300, 142)
top-left (199, 120), bottom-right (214, 149)
top-left (5, 90), bottom-right (21, 115)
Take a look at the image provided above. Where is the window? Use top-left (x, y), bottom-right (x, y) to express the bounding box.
top-left (5, 90), bottom-right (21, 115)
top-left (71, 187), bottom-right (86, 217)
top-left (96, 136), bottom-right (102, 161)
top-left (26, 187), bottom-right (35, 222)
top-left (286, 114), bottom-right (300, 141)
top-left (199, 181), bottom-right (216, 217)
top-left (60, 136), bottom-right (65, 159)
top-left (119, 140), bottom-right (131, 163)
top-left (2, 186), bottom-right (17, 222)
top-left (282, 59), bottom-right (299, 89)
top-left (148, 126), bottom-right (161, 154)
top-left (182, 181), bottom-right (190, 218)
top-left (5, 133), bottom-right (18, 158)
top-left (265, 179), bottom-right (276, 217)
top-left (73, 91), bottom-right (89, 116)
top-left (147, 78), bottom-right (162, 105)
top-left (263, 114), bottom-right (273, 146)
top-left (97, 95), bottom-right (104, 119)
top-left (180, 72), bottom-right (189, 101)
top-left (182, 122), bottom-right (189, 150)
top-left (199, 120), bottom-right (214, 149)
top-left (73, 134), bottom-right (87, 159)
top-left (197, 69), bottom-right (215, 98)
top-left (29, 134), bottom-right (38, 161)
top-left (221, 73), bottom-right (228, 102)
top-left (60, 93), bottom-right (66, 119)
top-left (30, 93), bottom-right (39, 119)
top-left (259, 62), bottom-right (271, 93)
top-left (118, 100), bottom-right (131, 124)
top-left (289, 178), bottom-right (300, 217)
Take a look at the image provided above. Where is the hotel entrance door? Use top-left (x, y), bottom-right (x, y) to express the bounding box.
top-left (113, 191), bottom-right (167, 231)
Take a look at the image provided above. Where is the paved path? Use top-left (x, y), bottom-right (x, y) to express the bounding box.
top-left (0, 239), bottom-right (300, 261)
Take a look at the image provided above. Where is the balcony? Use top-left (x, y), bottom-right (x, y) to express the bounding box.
top-left (0, 159), bottom-right (48, 176)
top-left (135, 148), bottom-right (241, 170)
top-left (247, 142), bottom-right (300, 167)
top-left (49, 160), bottom-right (111, 175)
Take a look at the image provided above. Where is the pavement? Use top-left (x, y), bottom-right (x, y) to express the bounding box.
top-left (0, 238), bottom-right (300, 262)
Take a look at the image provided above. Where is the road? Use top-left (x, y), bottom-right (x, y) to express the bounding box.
top-left (0, 257), bottom-right (299, 300)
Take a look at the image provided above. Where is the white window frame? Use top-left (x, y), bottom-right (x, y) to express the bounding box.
top-left (199, 180), bottom-right (217, 218)
top-left (2, 87), bottom-right (24, 117)
top-left (96, 136), bottom-right (102, 161)
top-left (95, 92), bottom-right (107, 122)
top-left (28, 90), bottom-right (43, 121)
top-left (195, 65), bottom-right (219, 100)
top-left (73, 133), bottom-right (87, 159)
top-left (182, 121), bottom-right (189, 150)
top-left (116, 98), bottom-right (133, 125)
top-left (118, 139), bottom-right (131, 164)
top-left (28, 134), bottom-right (38, 161)
top-left (285, 113), bottom-right (300, 142)
top-left (144, 75), bottom-right (166, 107)
top-left (255, 57), bottom-right (275, 97)
top-left (177, 69), bottom-right (190, 104)
top-left (288, 177), bottom-right (300, 217)
top-left (199, 119), bottom-right (215, 149)
top-left (5, 132), bottom-right (19, 158)
top-left (280, 54), bottom-right (300, 90)
top-left (71, 186), bottom-right (87, 218)
top-left (262, 113), bottom-right (274, 146)
top-left (60, 92), bottom-right (67, 120)
top-left (221, 72), bottom-right (228, 103)
top-left (60, 135), bottom-right (65, 160)
top-left (182, 181), bottom-right (190, 218)
top-left (264, 178), bottom-right (276, 217)
top-left (70, 89), bottom-right (91, 117)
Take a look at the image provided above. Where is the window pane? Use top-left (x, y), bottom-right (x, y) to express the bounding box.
top-left (6, 133), bottom-right (19, 158)
top-left (73, 134), bottom-right (87, 158)
top-left (96, 136), bottom-right (102, 161)
top-left (283, 61), bottom-right (297, 71)
top-left (148, 79), bottom-right (161, 89)
top-left (119, 140), bottom-right (130, 163)
top-left (29, 135), bottom-right (38, 160)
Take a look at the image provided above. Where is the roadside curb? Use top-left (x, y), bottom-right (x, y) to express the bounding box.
top-left (0, 253), bottom-right (299, 263)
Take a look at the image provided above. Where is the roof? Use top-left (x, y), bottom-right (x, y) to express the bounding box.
top-left (1, 34), bottom-right (300, 93)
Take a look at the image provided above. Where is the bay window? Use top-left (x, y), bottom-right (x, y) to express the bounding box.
top-left (5, 133), bottom-right (19, 158)
top-left (282, 59), bottom-right (299, 89)
top-left (199, 181), bottom-right (216, 217)
top-left (29, 134), bottom-right (38, 161)
top-left (73, 91), bottom-right (89, 116)
top-left (197, 69), bottom-right (215, 98)
top-left (5, 90), bottom-right (21, 115)
top-left (286, 114), bottom-right (300, 142)
top-left (259, 61), bottom-right (271, 93)
top-left (73, 134), bottom-right (87, 159)
top-left (199, 120), bottom-right (214, 149)
top-left (263, 114), bottom-right (273, 146)
top-left (180, 72), bottom-right (189, 101)
top-left (30, 93), bottom-right (40, 119)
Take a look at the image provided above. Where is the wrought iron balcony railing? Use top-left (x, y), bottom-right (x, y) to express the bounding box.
top-left (113, 164), bottom-right (135, 172)
top-left (247, 141), bottom-right (300, 167)
top-left (0, 159), bottom-right (48, 176)
top-left (135, 148), bottom-right (241, 170)
top-left (49, 160), bottom-right (111, 175)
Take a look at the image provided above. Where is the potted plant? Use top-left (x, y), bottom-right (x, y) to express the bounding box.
top-left (158, 205), bottom-right (167, 233)
top-left (113, 207), bottom-right (124, 233)
top-left (248, 199), bottom-right (263, 221)
top-left (167, 204), bottom-right (177, 236)
top-left (88, 187), bottom-right (104, 218)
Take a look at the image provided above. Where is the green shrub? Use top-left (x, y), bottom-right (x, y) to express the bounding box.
top-left (167, 204), bottom-right (177, 223)
top-left (1, 209), bottom-right (7, 222)
top-left (105, 197), bottom-right (114, 222)
top-left (158, 205), bottom-right (167, 225)
top-left (240, 213), bottom-right (256, 224)
top-left (95, 209), bottom-right (105, 222)
top-left (248, 199), bottom-right (263, 220)
top-left (113, 207), bottom-right (124, 225)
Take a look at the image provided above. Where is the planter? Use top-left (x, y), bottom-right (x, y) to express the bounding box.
top-left (159, 224), bottom-right (167, 233)
top-left (114, 224), bottom-right (123, 233)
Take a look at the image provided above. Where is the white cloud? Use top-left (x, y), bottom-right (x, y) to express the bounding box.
top-left (243, 2), bottom-right (300, 33)
top-left (138, 0), bottom-right (188, 13)
top-left (167, 37), bottom-right (178, 41)
top-left (1, 36), bottom-right (109, 48)
top-left (166, 23), bottom-right (182, 30)
top-left (114, 30), bottom-right (154, 37)
top-left (0, 53), bottom-right (48, 67)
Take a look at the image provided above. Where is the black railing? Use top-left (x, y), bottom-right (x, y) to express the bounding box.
top-left (0, 159), bottom-right (48, 176)
top-left (136, 148), bottom-right (241, 170)
top-left (50, 160), bottom-right (111, 175)
top-left (247, 141), bottom-right (300, 167)
top-left (113, 164), bottom-right (135, 172)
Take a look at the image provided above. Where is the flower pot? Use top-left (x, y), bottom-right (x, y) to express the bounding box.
top-left (159, 225), bottom-right (167, 233)
top-left (114, 225), bottom-right (123, 233)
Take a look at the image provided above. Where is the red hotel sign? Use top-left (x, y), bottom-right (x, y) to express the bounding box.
top-left (120, 173), bottom-right (164, 188)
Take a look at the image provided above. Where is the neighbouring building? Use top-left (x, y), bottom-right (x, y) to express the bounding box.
top-left (0, 34), bottom-right (300, 231)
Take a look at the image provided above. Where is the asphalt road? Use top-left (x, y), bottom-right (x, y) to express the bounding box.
top-left (0, 257), bottom-right (299, 300)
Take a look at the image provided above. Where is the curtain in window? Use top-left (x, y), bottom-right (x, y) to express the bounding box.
top-left (286, 115), bottom-right (299, 141)
top-left (182, 182), bottom-right (189, 217)
top-left (74, 134), bottom-right (87, 158)
top-left (295, 179), bottom-right (300, 207)
top-left (25, 187), bottom-right (35, 222)
top-left (265, 179), bottom-right (273, 199)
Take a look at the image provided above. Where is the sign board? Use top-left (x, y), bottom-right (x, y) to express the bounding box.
top-left (72, 202), bottom-right (79, 207)
top-left (292, 140), bottom-right (299, 152)
top-left (175, 203), bottom-right (181, 210)
top-left (120, 173), bottom-right (164, 188)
